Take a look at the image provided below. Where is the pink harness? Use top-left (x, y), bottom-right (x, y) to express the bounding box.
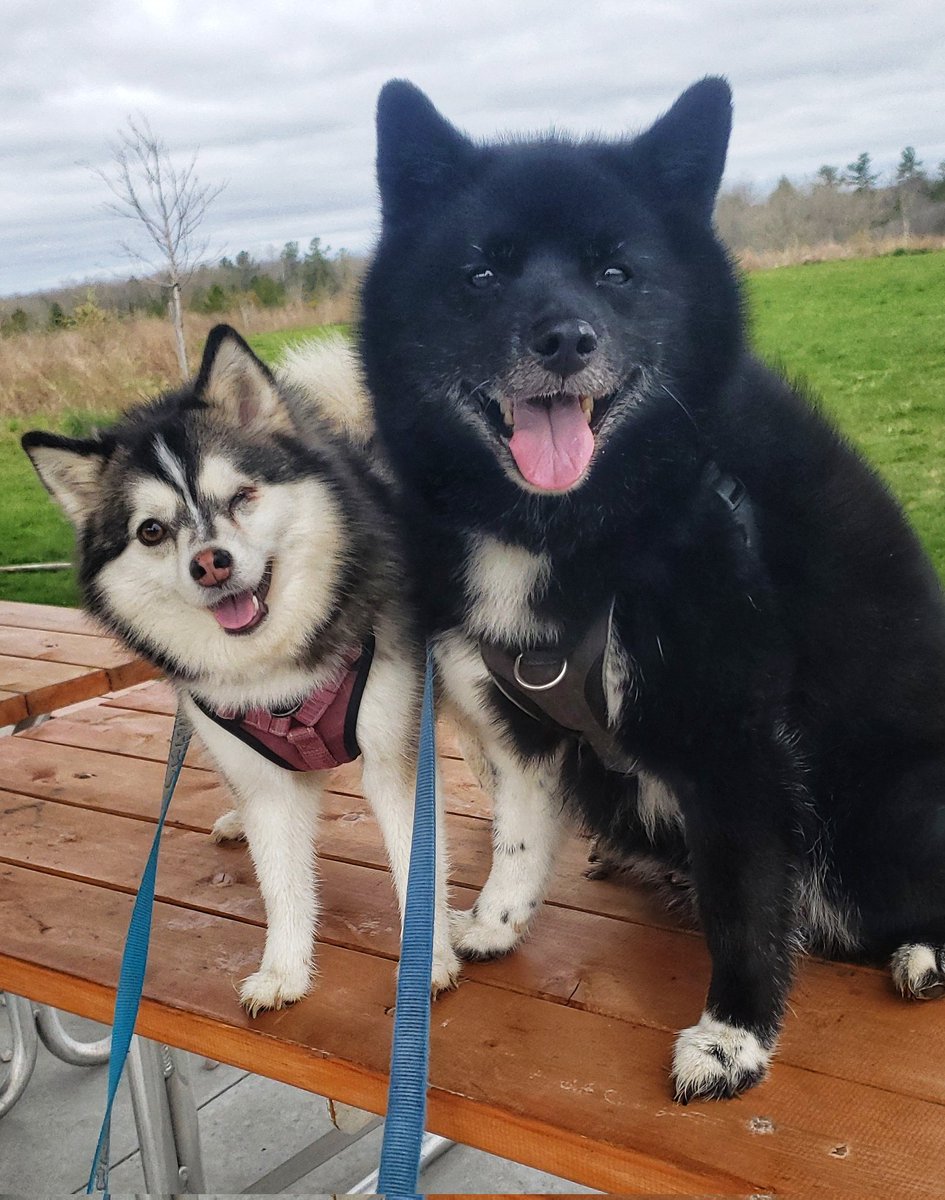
top-left (194, 639), bottom-right (374, 772)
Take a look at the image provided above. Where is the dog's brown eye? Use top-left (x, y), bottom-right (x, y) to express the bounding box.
top-left (137, 519), bottom-right (167, 546)
top-left (467, 267), bottom-right (496, 289)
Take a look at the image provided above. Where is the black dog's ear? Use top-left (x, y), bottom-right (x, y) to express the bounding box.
top-left (195, 324), bottom-right (293, 435)
top-left (375, 80), bottom-right (474, 224)
top-left (22, 431), bottom-right (113, 527)
top-left (629, 76), bottom-right (732, 221)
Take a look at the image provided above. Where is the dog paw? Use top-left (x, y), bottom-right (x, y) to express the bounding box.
top-left (431, 944), bottom-right (462, 997)
top-left (239, 964), bottom-right (311, 1017)
top-left (450, 902), bottom-right (531, 961)
top-left (891, 943), bottom-right (945, 1000)
top-left (212, 809), bottom-right (246, 843)
top-left (672, 1013), bottom-right (772, 1103)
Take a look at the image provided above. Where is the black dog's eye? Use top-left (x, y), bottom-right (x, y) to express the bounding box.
top-left (229, 486), bottom-right (256, 515)
top-left (598, 264), bottom-right (631, 286)
top-left (137, 519), bottom-right (167, 546)
top-left (467, 267), bottom-right (497, 290)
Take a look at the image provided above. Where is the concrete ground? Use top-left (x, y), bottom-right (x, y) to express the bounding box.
top-left (0, 1002), bottom-right (597, 1195)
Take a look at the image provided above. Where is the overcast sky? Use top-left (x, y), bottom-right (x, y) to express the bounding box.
top-left (3, 0), bottom-right (943, 298)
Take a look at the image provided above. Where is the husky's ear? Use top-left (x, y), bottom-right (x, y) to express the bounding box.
top-left (630, 76), bottom-right (732, 221)
top-left (195, 325), bottom-right (293, 434)
top-left (375, 80), bottom-right (474, 224)
top-left (21, 431), bottom-right (112, 527)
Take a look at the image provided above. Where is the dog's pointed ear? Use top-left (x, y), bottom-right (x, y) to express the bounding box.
top-left (22, 431), bottom-right (112, 527)
top-left (630, 76), bottom-right (732, 221)
top-left (195, 325), bottom-right (293, 434)
top-left (375, 80), bottom-right (474, 224)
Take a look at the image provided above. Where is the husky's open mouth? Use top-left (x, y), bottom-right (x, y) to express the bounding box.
top-left (483, 390), bottom-right (616, 492)
top-left (208, 561), bottom-right (273, 636)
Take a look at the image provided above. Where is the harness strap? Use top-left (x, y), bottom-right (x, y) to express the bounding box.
top-left (192, 637), bottom-right (375, 772)
top-left (480, 465), bottom-right (758, 768)
top-left (481, 606), bottom-right (633, 772)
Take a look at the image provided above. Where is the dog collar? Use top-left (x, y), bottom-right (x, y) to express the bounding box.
top-left (192, 636), bottom-right (375, 772)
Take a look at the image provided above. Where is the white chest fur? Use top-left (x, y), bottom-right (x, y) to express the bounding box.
top-left (463, 534), bottom-right (556, 645)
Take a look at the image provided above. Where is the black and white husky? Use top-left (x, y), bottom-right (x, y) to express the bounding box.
top-left (23, 325), bottom-right (458, 1015)
top-left (360, 78), bottom-right (945, 1101)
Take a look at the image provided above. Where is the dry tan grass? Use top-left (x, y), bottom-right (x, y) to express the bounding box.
top-left (0, 292), bottom-right (356, 419)
top-left (734, 234), bottom-right (945, 272)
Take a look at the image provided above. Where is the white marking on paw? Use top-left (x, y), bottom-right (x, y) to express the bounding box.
top-left (450, 902), bottom-right (532, 961)
top-left (891, 943), bottom-right (945, 999)
top-left (211, 809), bottom-right (246, 842)
top-left (239, 964), bottom-right (312, 1017)
top-left (672, 1012), bottom-right (772, 1102)
top-left (431, 944), bottom-right (462, 996)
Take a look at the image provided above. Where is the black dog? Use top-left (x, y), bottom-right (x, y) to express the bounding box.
top-left (360, 77), bottom-right (945, 1101)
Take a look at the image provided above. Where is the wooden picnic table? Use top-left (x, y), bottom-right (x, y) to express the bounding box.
top-left (2, 676), bottom-right (945, 1193)
top-left (0, 600), bottom-right (157, 727)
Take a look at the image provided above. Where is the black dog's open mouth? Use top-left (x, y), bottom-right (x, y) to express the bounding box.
top-left (208, 561), bottom-right (273, 637)
top-left (475, 388), bottom-right (617, 492)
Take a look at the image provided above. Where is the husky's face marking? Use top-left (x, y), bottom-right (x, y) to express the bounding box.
top-left (23, 326), bottom-right (350, 690)
top-left (363, 79), bottom-right (739, 508)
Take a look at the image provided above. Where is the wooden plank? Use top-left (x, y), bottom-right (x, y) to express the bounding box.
top-left (5, 787), bottom-right (945, 1113)
top-left (0, 655), bottom-right (110, 716)
top-left (5, 862), bottom-right (945, 1194)
top-left (0, 601), bottom-right (100, 635)
top-left (102, 680), bottom-right (177, 714)
top-left (0, 689), bottom-right (28, 726)
top-left (0, 626), bottom-right (134, 670)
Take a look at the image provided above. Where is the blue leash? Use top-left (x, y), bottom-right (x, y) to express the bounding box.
top-left (377, 646), bottom-right (437, 1199)
top-left (87, 708), bottom-right (192, 1196)
top-left (88, 649), bottom-right (437, 1197)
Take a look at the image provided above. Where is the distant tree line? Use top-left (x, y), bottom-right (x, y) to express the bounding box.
top-left (716, 146), bottom-right (945, 255)
top-left (0, 240), bottom-right (364, 336)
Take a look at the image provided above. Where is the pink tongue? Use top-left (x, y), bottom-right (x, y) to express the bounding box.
top-left (211, 591), bottom-right (258, 631)
top-left (508, 397), bottom-right (594, 490)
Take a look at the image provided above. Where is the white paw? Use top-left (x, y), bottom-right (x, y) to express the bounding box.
top-left (239, 963), bottom-right (312, 1017)
top-left (891, 943), bottom-right (945, 1000)
top-left (212, 809), bottom-right (246, 843)
top-left (672, 1012), bottom-right (772, 1102)
top-left (431, 943), bottom-right (462, 996)
top-left (450, 901), bottom-right (533, 961)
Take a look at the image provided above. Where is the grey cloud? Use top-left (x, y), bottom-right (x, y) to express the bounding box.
top-left (3, 0), bottom-right (945, 295)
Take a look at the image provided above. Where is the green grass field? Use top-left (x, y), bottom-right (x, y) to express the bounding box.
top-left (3, 254), bottom-right (944, 607)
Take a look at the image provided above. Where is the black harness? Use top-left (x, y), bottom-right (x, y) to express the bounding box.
top-left (479, 465), bottom-right (758, 768)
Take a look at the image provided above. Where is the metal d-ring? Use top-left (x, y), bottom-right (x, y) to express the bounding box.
top-left (513, 654), bottom-right (568, 691)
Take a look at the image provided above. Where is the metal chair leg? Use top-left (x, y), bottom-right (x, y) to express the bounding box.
top-left (0, 994), bottom-right (39, 1118)
top-left (126, 1037), bottom-right (205, 1193)
top-left (35, 1004), bottom-right (110, 1065)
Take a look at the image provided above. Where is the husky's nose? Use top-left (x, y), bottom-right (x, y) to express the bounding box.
top-left (190, 547), bottom-right (233, 587)
top-left (530, 318), bottom-right (598, 378)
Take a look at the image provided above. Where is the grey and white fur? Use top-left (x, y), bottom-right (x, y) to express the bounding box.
top-left (23, 324), bottom-right (459, 1016)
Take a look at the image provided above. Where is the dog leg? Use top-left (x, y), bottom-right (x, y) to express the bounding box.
top-left (186, 699), bottom-right (320, 1015)
top-left (436, 633), bottom-right (567, 959)
top-left (670, 749), bottom-right (801, 1102)
top-left (356, 645), bottom-right (460, 995)
top-left (450, 745), bottom-right (567, 960)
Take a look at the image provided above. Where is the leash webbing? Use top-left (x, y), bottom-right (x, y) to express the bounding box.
top-left (87, 708), bottom-right (192, 1197)
top-left (377, 645), bottom-right (437, 1199)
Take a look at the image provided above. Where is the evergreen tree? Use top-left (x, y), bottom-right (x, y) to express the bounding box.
top-left (844, 152), bottom-right (880, 192)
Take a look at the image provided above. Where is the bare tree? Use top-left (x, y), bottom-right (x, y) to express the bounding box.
top-left (94, 116), bottom-right (224, 377)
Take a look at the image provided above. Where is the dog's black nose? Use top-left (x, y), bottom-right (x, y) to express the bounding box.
top-left (530, 318), bottom-right (598, 378)
top-left (190, 547), bottom-right (233, 587)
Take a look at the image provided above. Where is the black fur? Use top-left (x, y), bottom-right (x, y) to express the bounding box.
top-left (361, 79), bottom-right (945, 1082)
